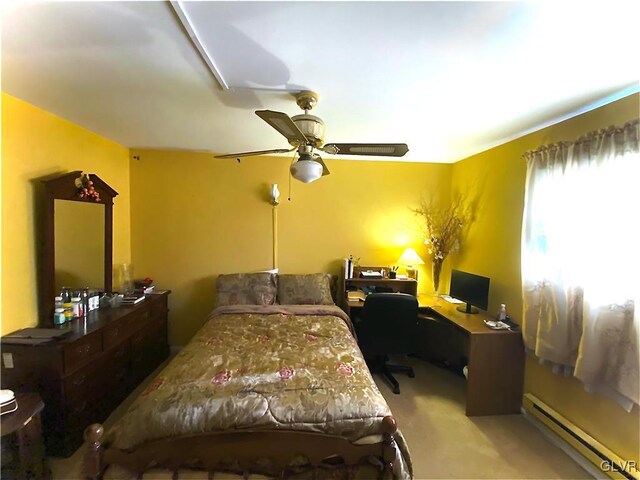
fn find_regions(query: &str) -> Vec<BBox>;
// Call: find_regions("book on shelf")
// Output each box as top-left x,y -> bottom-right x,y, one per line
347,289 -> 367,302
343,257 -> 354,279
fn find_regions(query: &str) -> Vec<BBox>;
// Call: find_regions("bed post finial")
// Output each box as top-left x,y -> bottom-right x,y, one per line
381,415 -> 397,435
84,423 -> 105,480
381,416 -> 398,479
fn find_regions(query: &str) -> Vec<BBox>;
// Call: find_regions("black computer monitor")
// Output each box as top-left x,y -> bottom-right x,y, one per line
449,269 -> 490,314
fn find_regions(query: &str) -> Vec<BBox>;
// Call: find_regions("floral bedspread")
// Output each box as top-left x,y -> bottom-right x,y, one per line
108,304 -> 412,478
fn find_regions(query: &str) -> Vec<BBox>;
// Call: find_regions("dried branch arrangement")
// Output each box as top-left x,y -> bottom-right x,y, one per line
412,193 -> 473,292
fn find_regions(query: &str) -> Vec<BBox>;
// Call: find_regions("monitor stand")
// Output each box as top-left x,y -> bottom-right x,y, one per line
457,303 -> 479,314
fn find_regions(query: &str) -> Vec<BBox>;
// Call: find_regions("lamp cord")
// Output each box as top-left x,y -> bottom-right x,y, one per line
272,205 -> 278,270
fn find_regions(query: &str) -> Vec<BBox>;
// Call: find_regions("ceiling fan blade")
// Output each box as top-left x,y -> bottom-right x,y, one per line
322,143 -> 409,157
256,110 -> 308,145
316,156 -> 330,176
215,147 -> 295,159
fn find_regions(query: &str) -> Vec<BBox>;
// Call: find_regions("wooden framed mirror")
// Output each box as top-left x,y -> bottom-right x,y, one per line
38,171 -> 118,327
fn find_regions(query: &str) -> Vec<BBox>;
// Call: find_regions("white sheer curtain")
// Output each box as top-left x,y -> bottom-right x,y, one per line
522,119 -> 639,411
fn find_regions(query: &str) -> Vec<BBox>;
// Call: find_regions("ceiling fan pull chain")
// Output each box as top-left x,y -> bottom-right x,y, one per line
288,150 -> 296,201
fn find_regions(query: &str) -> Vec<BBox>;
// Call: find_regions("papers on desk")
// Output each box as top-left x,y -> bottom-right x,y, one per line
484,320 -> 512,330
359,270 -> 383,279
439,294 -> 464,304
347,290 -> 367,302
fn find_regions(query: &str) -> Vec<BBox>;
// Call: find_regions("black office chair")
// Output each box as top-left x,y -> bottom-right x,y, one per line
356,293 -> 419,394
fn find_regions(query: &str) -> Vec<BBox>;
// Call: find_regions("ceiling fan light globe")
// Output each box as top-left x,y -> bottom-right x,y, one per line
290,159 -> 323,184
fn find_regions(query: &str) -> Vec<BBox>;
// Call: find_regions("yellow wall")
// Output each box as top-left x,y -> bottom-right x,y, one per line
3,90 -> 637,462
1,93 -> 131,334
129,149 -> 451,345
451,93 -> 640,463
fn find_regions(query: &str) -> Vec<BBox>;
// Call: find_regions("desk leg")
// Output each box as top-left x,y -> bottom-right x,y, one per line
16,413 -> 48,479
466,334 -> 525,416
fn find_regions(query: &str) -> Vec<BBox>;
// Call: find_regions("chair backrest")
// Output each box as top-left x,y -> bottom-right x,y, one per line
358,292 -> 419,356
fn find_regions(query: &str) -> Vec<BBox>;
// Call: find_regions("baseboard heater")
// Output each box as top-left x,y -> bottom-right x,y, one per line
523,394 -> 638,480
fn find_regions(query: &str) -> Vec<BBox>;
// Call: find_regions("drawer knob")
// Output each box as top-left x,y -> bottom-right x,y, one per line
77,344 -> 91,355
73,373 -> 87,386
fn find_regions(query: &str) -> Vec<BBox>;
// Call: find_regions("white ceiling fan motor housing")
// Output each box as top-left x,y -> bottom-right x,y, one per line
291,114 -> 325,148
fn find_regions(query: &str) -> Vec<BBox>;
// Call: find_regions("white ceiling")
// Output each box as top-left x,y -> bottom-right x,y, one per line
2,1 -> 639,163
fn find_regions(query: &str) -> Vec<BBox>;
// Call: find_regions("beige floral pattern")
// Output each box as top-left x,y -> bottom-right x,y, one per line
216,272 -> 277,307
108,305 -> 412,478
277,273 -> 334,305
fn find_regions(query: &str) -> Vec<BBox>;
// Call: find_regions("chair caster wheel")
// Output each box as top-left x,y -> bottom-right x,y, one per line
393,387 -> 400,394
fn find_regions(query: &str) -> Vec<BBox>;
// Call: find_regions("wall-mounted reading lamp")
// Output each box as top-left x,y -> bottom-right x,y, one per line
271,183 -> 280,206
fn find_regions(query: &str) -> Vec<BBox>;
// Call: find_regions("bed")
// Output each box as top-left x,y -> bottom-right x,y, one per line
84,273 -> 413,479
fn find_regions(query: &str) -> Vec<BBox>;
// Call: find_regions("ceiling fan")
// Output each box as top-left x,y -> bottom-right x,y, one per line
215,91 -> 409,183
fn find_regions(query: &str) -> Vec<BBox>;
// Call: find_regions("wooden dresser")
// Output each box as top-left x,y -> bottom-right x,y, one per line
1,291 -> 170,457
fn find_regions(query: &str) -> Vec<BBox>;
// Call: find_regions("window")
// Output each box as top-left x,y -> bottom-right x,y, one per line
521,119 -> 639,411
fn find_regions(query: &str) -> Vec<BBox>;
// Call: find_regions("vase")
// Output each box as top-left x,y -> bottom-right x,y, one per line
119,263 -> 134,295
432,258 -> 443,294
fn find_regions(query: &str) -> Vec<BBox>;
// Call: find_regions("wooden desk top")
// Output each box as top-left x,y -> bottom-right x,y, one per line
348,294 -> 520,336
418,295 -> 520,335
1,392 -> 44,436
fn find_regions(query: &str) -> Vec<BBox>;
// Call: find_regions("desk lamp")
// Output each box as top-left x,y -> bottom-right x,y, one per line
397,248 -> 425,280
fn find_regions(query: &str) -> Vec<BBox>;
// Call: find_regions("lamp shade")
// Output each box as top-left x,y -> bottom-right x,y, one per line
290,158 -> 323,184
270,184 -> 280,205
397,248 -> 425,266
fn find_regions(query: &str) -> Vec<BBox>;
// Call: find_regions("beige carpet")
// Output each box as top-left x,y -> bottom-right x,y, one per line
49,356 -> 590,479
376,357 -> 591,479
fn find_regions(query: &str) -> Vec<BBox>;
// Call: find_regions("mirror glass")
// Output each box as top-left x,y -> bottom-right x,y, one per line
54,200 -> 105,293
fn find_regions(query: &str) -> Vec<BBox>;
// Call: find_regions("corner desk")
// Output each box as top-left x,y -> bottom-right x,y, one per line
346,292 -> 525,416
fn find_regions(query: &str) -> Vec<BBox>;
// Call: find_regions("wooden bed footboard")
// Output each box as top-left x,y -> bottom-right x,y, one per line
84,416 -> 399,479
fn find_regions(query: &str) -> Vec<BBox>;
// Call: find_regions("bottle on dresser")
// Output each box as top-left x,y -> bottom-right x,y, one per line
53,296 -> 65,325
80,288 -> 90,317
57,287 -> 73,323
497,304 -> 507,322
60,286 -> 72,303
71,296 -> 82,318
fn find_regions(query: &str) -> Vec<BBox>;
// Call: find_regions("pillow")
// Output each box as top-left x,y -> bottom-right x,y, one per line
277,273 -> 334,305
216,272 -> 277,307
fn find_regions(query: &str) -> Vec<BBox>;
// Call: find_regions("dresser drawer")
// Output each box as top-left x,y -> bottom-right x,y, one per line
63,334 -> 102,374
103,318 -> 133,350
63,398 -> 103,446
63,361 -> 106,404
128,306 -> 152,333
104,342 -> 130,369
150,294 -> 168,320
